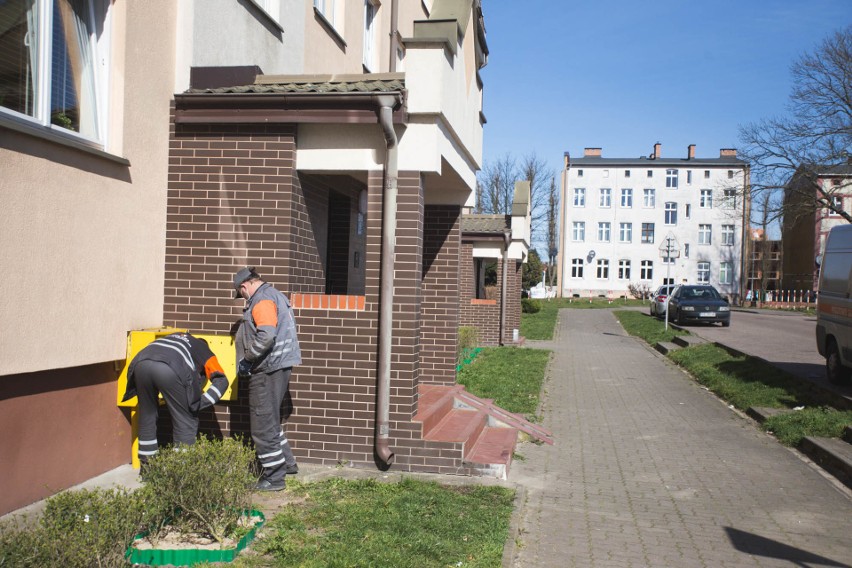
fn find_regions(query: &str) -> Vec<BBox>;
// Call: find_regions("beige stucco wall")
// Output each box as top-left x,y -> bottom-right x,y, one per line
0,2 -> 176,376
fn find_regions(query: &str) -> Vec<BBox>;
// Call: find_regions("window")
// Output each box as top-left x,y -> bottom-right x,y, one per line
663,277 -> 675,285
723,189 -> 738,208
697,262 -> 710,284
699,224 -> 712,245
599,188 -> 612,207
830,196 -> 843,215
664,202 -> 677,225
598,222 -> 611,242
684,243 -> 690,258
685,203 -> 691,219
641,223 -> 655,244
572,221 -> 585,242
647,170 -> 653,178
473,258 -> 497,299
700,189 -> 713,208
640,260 -> 653,280
704,170 -> 710,179
0,0 -> 111,144
619,222 -> 632,243
662,254 -> 675,265
618,260 -> 631,280
577,169 -> 584,177
643,188 -> 655,208
362,0 -> 378,70
728,170 -> 734,179
722,224 -> 735,246
720,261 -> 732,285
624,170 -> 631,178
571,258 -> 584,278
687,171 -> 693,184
596,259 -> 610,279
314,0 -> 343,31
603,169 -> 610,178
666,169 -> 678,188
620,188 -> 633,208
573,188 -> 586,207
251,0 -> 282,26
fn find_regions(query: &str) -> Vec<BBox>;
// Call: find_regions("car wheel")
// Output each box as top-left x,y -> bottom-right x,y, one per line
826,340 -> 851,384
721,320 -> 730,328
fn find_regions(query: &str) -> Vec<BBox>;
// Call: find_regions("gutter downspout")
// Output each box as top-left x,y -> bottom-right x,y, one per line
375,94 -> 400,467
499,230 -> 510,346
389,0 -> 399,72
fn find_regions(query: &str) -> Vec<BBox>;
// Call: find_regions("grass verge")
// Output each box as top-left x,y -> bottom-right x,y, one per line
457,347 -> 550,419
249,477 -> 515,568
521,298 -> 647,340
614,310 -> 852,446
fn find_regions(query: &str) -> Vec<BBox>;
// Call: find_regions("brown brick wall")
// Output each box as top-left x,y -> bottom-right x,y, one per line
165,115 -> 468,472
458,244 -> 523,346
420,206 -> 461,385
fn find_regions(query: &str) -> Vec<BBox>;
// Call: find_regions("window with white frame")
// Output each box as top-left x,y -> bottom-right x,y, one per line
698,224 -> 712,245
618,259 -> 631,280
250,0 -> 282,26
572,221 -> 585,242
829,195 -> 843,215
314,0 -> 343,33
721,224 -> 735,246
666,169 -> 678,188
664,202 -> 677,225
641,222 -> 655,244
620,188 -> 633,208
0,0 -> 111,144
647,170 -> 653,178
728,170 -> 734,179
684,243 -> 690,258
719,261 -> 732,284
573,188 -> 586,207
619,222 -> 632,243
640,260 -> 653,280
687,170 -> 692,185
704,170 -> 710,179
697,262 -> 710,284
643,188 -> 655,208
700,189 -> 713,208
624,169 -> 631,178
723,189 -> 738,208
598,222 -> 611,242
661,255 -> 675,265
603,169 -> 609,178
577,169 -> 583,177
685,203 -> 691,219
596,259 -> 609,279
571,258 -> 584,278
362,0 -> 377,71
599,188 -> 612,207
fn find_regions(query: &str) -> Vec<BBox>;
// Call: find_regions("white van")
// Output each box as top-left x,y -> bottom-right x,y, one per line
816,224 -> 852,384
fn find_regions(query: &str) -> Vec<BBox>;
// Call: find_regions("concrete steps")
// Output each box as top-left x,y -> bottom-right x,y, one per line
414,384 -> 554,480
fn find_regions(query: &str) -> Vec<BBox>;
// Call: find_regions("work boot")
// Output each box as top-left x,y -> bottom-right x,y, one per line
285,462 -> 299,475
254,478 -> 286,492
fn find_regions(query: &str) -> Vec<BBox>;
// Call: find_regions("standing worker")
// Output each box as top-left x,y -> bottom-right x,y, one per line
122,332 -> 230,466
233,266 -> 301,491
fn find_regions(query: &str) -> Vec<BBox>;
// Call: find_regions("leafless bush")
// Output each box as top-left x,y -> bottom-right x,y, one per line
627,282 -> 652,300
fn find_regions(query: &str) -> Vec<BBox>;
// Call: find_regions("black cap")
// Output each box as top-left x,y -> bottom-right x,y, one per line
233,267 -> 259,298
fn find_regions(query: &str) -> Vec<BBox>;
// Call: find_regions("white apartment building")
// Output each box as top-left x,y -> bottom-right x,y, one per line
557,143 -> 750,302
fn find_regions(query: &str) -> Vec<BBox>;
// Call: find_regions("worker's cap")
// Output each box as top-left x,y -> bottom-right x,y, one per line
233,266 -> 260,298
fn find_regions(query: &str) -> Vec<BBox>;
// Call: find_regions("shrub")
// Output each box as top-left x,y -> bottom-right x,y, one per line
627,282 -> 652,300
457,326 -> 480,365
521,298 -> 541,313
141,436 -> 257,543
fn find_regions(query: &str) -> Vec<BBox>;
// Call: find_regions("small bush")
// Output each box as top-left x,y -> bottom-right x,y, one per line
627,282 -> 652,300
521,298 -> 541,313
457,326 -> 480,366
141,436 -> 257,543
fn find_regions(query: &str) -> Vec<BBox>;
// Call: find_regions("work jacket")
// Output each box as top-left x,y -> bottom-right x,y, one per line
123,333 -> 230,413
237,282 -> 302,373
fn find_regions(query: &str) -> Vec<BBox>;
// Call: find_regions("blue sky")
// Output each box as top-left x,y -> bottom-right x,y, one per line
479,0 -> 851,177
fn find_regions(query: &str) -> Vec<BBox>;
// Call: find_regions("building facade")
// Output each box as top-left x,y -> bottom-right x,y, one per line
557,143 -> 749,302
781,163 -> 852,291
746,229 -> 782,294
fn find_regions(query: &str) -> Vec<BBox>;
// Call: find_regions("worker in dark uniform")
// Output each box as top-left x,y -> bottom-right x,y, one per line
233,266 -> 301,492
122,332 -> 231,466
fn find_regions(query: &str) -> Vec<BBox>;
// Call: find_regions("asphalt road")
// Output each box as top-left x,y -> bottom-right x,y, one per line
676,309 -> 852,406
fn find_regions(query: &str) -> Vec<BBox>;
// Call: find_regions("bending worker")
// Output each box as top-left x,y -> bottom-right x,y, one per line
122,332 -> 230,466
233,266 -> 301,492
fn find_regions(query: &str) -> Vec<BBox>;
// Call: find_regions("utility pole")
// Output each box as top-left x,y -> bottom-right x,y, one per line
659,234 -> 681,330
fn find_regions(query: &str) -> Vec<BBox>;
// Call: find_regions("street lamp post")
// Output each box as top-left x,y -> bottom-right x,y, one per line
659,234 -> 681,331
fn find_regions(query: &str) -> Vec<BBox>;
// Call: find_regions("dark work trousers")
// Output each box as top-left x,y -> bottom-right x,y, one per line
134,359 -> 199,464
249,367 -> 296,483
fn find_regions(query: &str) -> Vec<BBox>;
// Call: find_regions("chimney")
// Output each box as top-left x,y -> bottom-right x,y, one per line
687,144 -> 696,160
584,147 -> 602,157
564,151 -> 570,168
720,148 -> 737,158
653,142 -> 661,159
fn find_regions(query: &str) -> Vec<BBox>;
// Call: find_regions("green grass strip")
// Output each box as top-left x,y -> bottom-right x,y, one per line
457,347 -> 550,419
521,298 -> 647,340
252,478 -> 515,568
614,310 -> 688,346
763,408 -> 852,446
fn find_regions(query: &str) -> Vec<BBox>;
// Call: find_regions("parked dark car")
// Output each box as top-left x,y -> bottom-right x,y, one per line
668,285 -> 731,327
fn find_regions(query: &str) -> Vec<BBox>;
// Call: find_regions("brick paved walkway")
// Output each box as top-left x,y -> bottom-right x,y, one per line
507,309 -> 852,568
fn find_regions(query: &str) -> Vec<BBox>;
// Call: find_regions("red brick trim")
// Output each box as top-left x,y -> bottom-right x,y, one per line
291,293 -> 365,311
470,299 -> 497,306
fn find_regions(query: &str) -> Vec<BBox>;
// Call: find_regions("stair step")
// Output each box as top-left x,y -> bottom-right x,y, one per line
465,426 -> 517,465
413,385 -> 463,436
799,436 -> 852,489
424,408 -> 487,446
455,390 -> 554,445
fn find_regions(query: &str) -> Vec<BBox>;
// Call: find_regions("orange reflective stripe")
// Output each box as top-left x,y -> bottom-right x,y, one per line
252,300 -> 279,327
204,356 -> 225,379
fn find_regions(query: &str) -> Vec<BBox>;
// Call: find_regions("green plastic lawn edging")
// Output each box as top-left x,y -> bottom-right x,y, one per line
127,510 -> 265,566
456,347 -> 483,371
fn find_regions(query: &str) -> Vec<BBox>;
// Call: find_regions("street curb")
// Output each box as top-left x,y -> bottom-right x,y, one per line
501,483 -> 528,568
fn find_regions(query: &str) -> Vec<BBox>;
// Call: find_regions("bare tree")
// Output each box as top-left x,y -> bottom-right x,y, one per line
519,152 -> 553,246
738,26 -> 852,224
545,176 -> 559,286
477,154 -> 517,215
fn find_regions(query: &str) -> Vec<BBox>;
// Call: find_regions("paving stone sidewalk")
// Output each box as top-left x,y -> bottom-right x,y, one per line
506,309 -> 852,568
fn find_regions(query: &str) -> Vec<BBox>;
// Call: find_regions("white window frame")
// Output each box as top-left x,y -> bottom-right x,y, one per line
618,259 -> 631,280
829,196 -> 843,216
573,188 -> 586,207
619,222 -> 632,243
721,224 -> 735,246
620,188 -> 633,208
571,258 -> 584,278
720,261 -> 733,285
664,202 -> 677,225
0,0 -> 112,147
640,260 -> 653,280
697,262 -> 710,284
314,0 -> 344,35
643,188 -> 655,208
684,243 -> 690,258
699,224 -> 712,245
666,169 -> 678,188
572,221 -> 585,242
723,189 -> 738,208
596,259 -> 610,279
250,0 -> 282,28
599,188 -> 612,208
700,189 -> 713,208
598,222 -> 611,242
641,222 -> 655,244
687,170 -> 693,185
362,0 -> 378,71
